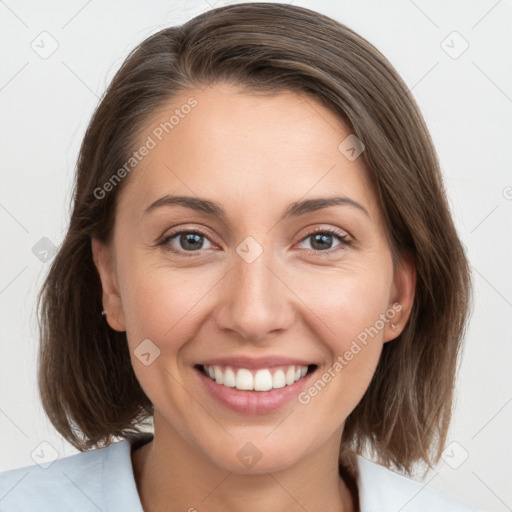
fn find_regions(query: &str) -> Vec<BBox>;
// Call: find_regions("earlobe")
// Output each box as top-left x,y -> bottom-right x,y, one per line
384,257 -> 416,343
102,309 -> 126,332
91,237 -> 126,332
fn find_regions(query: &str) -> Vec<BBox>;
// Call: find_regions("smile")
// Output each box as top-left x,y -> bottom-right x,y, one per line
198,364 -> 315,391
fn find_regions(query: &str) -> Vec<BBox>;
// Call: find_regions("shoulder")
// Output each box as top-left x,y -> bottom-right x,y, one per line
0,437 -> 144,512
356,455 -> 478,512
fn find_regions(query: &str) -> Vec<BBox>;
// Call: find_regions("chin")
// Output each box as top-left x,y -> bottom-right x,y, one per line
209,444 -> 304,475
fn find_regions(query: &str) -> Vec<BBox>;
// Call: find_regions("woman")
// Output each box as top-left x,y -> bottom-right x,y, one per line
0,3 -> 475,511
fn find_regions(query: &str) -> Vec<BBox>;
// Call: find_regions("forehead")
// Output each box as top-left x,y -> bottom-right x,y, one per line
118,83 -> 380,223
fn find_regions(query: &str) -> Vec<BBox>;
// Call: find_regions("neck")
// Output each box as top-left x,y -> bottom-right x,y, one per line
132,414 -> 357,512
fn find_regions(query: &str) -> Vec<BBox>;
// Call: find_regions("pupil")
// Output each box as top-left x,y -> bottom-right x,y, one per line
177,232 -> 334,252
311,233 -> 332,250
181,233 -> 203,250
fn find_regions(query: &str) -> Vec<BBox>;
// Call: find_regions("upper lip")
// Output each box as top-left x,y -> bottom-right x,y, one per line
197,355 -> 316,369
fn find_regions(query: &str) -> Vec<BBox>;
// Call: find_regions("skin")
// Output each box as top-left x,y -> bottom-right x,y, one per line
92,83 -> 415,512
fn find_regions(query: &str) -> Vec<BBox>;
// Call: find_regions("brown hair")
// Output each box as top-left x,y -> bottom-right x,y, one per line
37,2 -> 471,473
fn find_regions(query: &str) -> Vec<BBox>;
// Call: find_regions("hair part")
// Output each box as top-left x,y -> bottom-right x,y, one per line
37,2 -> 472,473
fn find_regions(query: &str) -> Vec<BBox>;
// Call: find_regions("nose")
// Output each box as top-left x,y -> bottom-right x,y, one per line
214,243 -> 295,343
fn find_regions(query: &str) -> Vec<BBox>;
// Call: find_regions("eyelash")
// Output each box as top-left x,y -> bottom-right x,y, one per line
158,226 -> 352,258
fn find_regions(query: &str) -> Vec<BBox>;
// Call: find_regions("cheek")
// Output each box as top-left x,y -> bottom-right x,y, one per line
119,244 -> 393,349
293,263 -> 393,346
116,255 -> 210,403
116,250 -> 230,377
121,268 -> 204,345
293,266 -> 392,410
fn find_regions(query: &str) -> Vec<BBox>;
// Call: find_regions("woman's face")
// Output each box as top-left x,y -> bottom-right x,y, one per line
93,83 -> 414,474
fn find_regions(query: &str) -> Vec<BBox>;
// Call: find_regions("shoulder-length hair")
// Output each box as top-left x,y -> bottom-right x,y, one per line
38,2 -> 471,473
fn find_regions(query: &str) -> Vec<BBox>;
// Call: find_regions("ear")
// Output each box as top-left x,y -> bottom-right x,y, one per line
383,255 -> 416,343
91,237 -> 126,332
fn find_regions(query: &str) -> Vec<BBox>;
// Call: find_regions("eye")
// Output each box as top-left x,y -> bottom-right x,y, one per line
297,227 -> 351,254
160,229 -> 215,256
158,226 -> 351,257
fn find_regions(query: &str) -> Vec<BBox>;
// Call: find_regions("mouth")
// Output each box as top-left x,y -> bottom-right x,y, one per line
194,363 -> 318,392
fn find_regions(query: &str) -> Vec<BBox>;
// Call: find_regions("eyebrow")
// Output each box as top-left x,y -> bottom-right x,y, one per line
143,194 -> 370,220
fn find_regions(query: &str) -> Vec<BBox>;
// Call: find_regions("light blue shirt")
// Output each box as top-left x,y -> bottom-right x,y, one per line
0,433 -> 476,511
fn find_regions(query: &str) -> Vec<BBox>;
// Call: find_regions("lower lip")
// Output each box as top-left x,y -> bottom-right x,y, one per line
194,366 -> 316,415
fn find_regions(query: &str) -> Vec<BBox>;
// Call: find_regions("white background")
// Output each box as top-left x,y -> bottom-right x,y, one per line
1,1 -> 511,510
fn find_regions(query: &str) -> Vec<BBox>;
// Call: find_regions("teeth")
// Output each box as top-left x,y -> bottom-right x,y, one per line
214,366 -> 224,385
272,369 -> 286,389
203,364 -> 310,391
223,367 -> 236,387
285,366 -> 295,385
236,369 -> 253,390
254,369 -> 273,391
